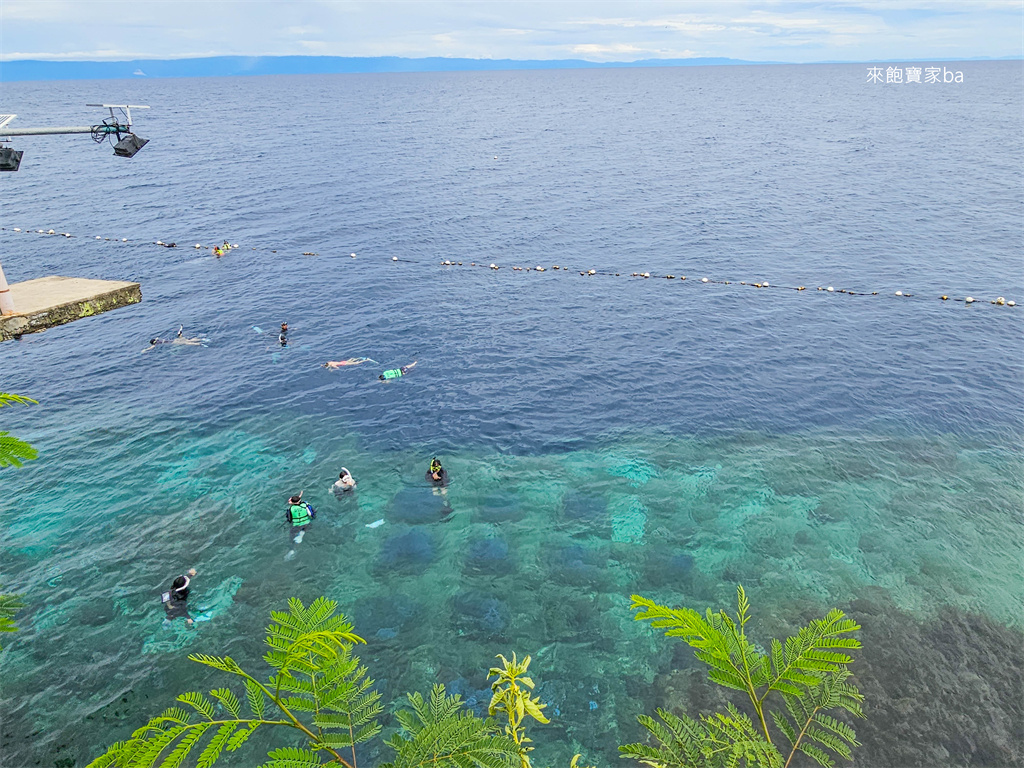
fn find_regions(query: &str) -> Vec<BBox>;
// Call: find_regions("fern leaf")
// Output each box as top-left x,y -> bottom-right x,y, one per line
86,741 -> 131,768
798,742 -> 835,768
0,392 -> 37,408
196,723 -> 237,768
176,692 -> 216,721
154,707 -> 192,726
159,722 -> 211,768
210,687 -> 241,718
382,685 -> 519,768
189,654 -> 245,676
259,746 -> 324,768
280,695 -> 317,712
0,432 -> 38,467
226,722 -> 260,752
770,711 -> 798,747
126,725 -> 184,768
246,679 -> 266,719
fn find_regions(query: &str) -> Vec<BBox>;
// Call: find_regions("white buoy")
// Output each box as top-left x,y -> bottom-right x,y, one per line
232,244 -> 238,249
762,281 -> 769,287
12,228 -> 20,232
1008,300 -> 1016,307
827,286 -> 834,292
995,296 -> 1005,305
490,263 -> 497,269
965,296 -> 975,303
37,230 -> 44,233
195,244 -> 201,248
48,229 -> 55,235
350,253 -> 357,258
588,269 -> 596,275
96,236 -> 102,240
392,256 -> 398,261
895,291 -> 903,296
701,277 -> 709,283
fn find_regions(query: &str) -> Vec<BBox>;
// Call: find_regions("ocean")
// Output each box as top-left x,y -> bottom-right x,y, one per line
1,62 -> 1021,767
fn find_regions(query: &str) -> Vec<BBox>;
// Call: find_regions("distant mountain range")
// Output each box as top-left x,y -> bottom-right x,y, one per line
2,55 -> 771,82
2,54 -> 1015,82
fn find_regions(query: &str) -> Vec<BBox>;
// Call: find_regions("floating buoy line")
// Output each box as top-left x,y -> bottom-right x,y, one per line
2,226 -> 1017,310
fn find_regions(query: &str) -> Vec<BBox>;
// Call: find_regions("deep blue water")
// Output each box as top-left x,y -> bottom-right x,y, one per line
1,63 -> 1022,768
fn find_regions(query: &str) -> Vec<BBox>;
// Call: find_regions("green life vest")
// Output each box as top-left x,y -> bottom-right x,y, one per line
382,368 -> 402,380
289,503 -> 311,526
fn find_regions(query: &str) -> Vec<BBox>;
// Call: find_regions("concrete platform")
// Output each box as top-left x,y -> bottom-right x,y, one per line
0,276 -> 141,341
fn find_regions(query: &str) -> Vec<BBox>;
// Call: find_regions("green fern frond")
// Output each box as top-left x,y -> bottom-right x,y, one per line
0,589 -> 26,649
188,654 -> 245,676
0,392 -> 37,408
209,688 -> 241,718
226,722 -> 260,752
797,742 -> 835,768
381,684 -> 519,768
195,723 -> 238,768
154,707 -> 192,725
86,741 -> 132,768
621,705 -> 781,768
159,722 -> 212,768
245,679 -> 266,719
259,746 -> 324,768
177,692 -> 216,721
0,432 -> 38,468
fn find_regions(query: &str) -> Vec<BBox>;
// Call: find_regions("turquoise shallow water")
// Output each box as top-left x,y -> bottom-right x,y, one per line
1,62 -> 1023,767
2,421 -> 1022,766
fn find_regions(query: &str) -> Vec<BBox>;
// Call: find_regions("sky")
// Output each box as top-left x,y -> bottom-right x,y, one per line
1,1 -> 1021,63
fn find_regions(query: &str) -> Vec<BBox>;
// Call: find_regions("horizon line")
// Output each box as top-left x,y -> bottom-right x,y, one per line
2,53 -> 1019,83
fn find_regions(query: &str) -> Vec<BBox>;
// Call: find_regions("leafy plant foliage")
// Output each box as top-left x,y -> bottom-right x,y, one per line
622,587 -> 864,768
382,684 -> 520,768
0,392 -> 38,468
88,597 -> 382,768
488,653 -> 549,768
0,588 -> 26,650
88,598 -> 525,768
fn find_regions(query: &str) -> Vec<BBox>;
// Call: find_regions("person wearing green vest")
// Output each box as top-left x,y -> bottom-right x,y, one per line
285,491 -> 317,545
379,360 -> 417,381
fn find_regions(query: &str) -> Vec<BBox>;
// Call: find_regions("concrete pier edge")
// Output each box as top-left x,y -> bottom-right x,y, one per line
0,276 -> 142,341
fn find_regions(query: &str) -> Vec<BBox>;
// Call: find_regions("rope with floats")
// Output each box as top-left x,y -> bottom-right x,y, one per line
2,226 -> 1017,309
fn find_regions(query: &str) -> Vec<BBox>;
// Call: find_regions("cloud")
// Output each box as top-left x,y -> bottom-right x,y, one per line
0,1 -> 1019,63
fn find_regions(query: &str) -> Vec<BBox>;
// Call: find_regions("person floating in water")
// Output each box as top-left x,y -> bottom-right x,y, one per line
213,246 -> 224,257
162,567 -> 197,627
426,457 -> 449,487
379,361 -> 416,381
323,357 -> 377,369
279,322 -> 289,347
286,491 -> 316,545
332,468 -> 356,497
144,326 -> 206,352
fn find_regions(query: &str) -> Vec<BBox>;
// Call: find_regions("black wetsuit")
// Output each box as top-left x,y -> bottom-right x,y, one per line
163,575 -> 192,621
426,468 -> 449,488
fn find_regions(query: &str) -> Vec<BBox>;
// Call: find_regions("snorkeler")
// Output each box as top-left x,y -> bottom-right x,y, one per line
162,568 -> 197,627
332,468 -> 356,496
323,357 -> 377,369
286,491 -> 317,544
426,457 -> 449,487
279,322 -> 288,347
143,326 -> 206,352
379,361 -> 417,381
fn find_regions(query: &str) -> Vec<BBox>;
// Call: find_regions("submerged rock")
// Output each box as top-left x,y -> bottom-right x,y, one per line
476,493 -> 523,523
465,536 -> 512,574
451,590 -> 510,639
378,529 -> 435,572
388,487 -> 450,524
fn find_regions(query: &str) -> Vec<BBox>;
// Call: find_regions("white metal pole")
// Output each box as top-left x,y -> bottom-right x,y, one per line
0,259 -> 14,315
